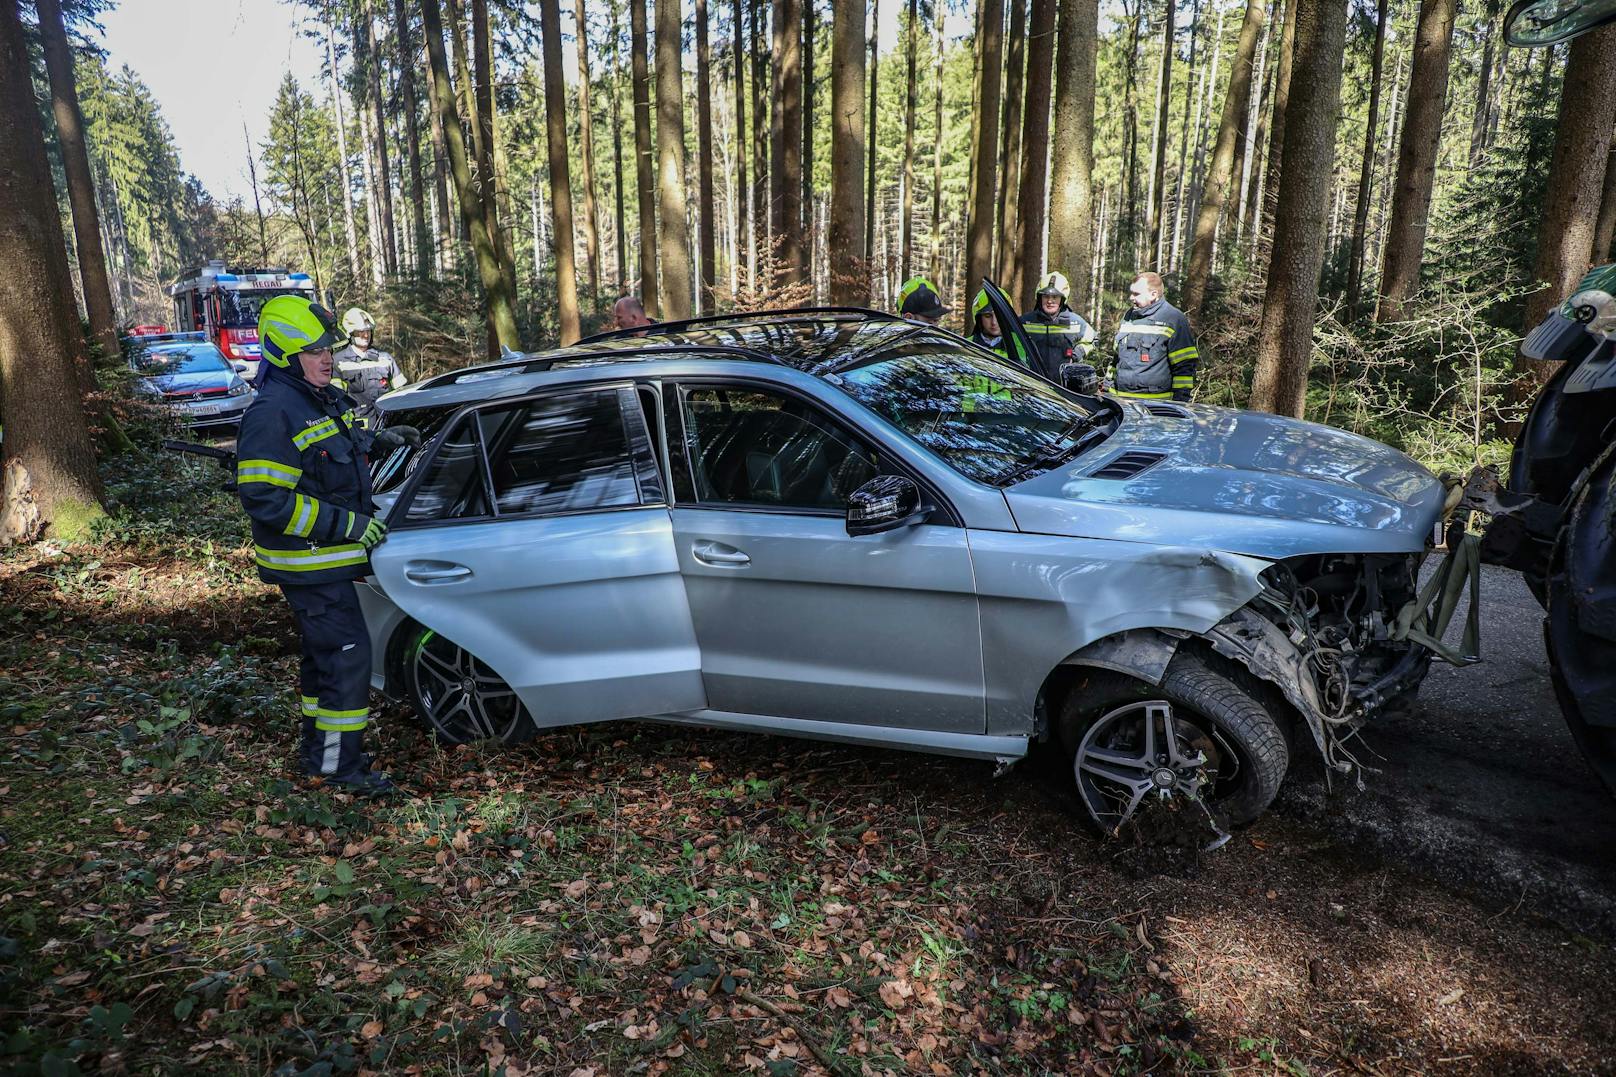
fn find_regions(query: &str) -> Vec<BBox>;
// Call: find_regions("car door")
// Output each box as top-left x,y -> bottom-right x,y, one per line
664,379 -> 985,733
370,383 -> 707,727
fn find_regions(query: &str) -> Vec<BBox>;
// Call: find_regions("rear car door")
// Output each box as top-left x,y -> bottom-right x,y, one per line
369,383 -> 706,726
664,379 -> 985,732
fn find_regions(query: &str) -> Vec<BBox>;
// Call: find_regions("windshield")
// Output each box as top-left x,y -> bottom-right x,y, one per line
133,344 -> 233,375
828,339 -> 1109,485
217,287 -> 310,328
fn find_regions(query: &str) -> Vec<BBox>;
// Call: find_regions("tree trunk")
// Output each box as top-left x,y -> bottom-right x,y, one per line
610,2 -> 630,290
931,4 -> 945,281
1169,0 -> 1203,274
901,0 -> 919,281
631,0 -> 659,312
752,0 -> 768,273
1254,0 -> 1296,255
1183,0 -> 1263,314
1120,3 -> 1144,271
864,0 -> 880,267
1232,1 -> 1271,246
394,0 -> 431,276
734,0 -> 751,291
1595,124 -> 1616,264
965,0 -> 1004,303
830,0 -> 867,303
1017,0 -> 1057,307
770,0 -> 805,285
697,0 -> 718,309
472,0 -> 517,310
0,0 -> 106,541
577,0 -> 604,309
997,0 -> 1027,291
426,33 -> 455,271
1345,0 -> 1387,317
1520,27 -> 1616,384
1374,0 -> 1457,322
540,0 -> 582,343
656,0 -> 694,317
423,0 -> 520,350
1145,0 -> 1174,267
802,0 -> 816,287
1247,0 -> 1347,417
1050,0 -> 1099,313
36,0 -> 118,371
358,0 -> 398,278
325,16 -> 365,286
1468,0 -> 1499,167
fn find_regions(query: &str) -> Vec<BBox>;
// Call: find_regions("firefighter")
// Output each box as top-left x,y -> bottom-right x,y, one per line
1019,272 -> 1097,383
1112,271 -> 1198,402
333,308 -> 407,417
969,290 -> 1008,359
897,277 -> 948,326
237,295 -> 394,795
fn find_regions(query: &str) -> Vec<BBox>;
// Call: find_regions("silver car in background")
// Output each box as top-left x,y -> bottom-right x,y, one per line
127,331 -> 255,433
355,297 -> 1448,834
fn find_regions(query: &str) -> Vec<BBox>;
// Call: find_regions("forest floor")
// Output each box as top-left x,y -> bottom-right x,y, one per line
2,453 -> 1614,1076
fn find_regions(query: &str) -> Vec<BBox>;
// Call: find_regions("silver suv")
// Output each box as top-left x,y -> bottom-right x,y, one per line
357,297 -> 1447,834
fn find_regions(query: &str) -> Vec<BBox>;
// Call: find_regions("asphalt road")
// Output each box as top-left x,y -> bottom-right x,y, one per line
1275,563 -> 1616,936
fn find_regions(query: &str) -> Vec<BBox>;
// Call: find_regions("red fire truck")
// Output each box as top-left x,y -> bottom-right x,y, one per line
168,261 -> 319,374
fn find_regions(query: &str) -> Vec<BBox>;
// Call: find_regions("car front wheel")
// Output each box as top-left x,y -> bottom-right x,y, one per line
403,627 -> 536,746
1059,652 -> 1290,836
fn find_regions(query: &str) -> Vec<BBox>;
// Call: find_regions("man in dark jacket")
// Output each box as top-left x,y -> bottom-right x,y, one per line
1112,271 -> 1198,401
237,295 -> 393,794
1019,272 -> 1096,382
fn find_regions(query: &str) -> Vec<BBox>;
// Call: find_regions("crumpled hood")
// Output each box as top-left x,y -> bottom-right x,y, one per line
1004,402 -> 1446,559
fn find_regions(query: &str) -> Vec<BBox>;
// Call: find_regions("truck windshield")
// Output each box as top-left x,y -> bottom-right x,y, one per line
217,288 -> 310,328
827,339 -> 1111,486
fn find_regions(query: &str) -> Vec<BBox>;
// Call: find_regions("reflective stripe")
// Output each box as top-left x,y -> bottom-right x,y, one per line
320,729 -> 341,774
254,543 -> 369,571
1024,323 -> 1091,336
1113,389 -> 1175,399
238,458 -> 303,489
1119,324 -> 1175,337
344,510 -> 356,539
1169,346 -> 1199,360
284,493 -> 319,537
312,703 -> 368,732
293,419 -> 341,451
1172,376 -> 1195,386
301,695 -> 318,715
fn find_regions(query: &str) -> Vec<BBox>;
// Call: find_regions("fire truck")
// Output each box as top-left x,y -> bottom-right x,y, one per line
168,260 -> 319,375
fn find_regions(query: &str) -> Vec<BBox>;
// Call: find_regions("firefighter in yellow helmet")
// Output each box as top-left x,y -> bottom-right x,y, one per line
896,276 -> 948,325
236,295 -> 394,794
1019,272 -> 1097,383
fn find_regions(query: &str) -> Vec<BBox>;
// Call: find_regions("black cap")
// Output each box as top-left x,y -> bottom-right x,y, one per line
900,282 -> 948,320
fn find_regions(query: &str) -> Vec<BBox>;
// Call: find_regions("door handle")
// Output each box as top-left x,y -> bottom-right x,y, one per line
404,560 -> 473,583
692,540 -> 750,566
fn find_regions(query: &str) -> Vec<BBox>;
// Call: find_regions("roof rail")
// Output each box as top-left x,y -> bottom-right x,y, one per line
421,342 -> 785,388
577,305 -> 904,346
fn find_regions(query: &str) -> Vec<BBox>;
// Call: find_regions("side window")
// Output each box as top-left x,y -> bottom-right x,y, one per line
679,386 -> 878,511
401,387 -> 657,524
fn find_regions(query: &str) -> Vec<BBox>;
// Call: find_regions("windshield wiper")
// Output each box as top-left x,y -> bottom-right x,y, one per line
991,414 -> 1105,486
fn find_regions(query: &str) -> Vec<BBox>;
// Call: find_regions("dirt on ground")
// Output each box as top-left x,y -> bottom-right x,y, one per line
2,503 -> 1615,1074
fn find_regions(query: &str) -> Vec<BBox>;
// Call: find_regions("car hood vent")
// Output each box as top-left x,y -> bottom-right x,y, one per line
1089,450 -> 1168,480
1142,402 -> 1190,418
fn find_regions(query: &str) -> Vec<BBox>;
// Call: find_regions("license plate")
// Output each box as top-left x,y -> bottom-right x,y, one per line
189,403 -> 221,416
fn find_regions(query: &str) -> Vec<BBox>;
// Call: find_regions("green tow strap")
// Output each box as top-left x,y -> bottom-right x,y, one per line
1391,532 -> 1483,665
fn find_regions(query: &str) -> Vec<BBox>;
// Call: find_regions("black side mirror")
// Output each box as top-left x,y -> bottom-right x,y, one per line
846,475 -> 928,536
1060,361 -> 1100,395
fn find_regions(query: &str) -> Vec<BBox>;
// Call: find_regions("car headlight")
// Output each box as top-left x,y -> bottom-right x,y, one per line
227,381 -> 251,397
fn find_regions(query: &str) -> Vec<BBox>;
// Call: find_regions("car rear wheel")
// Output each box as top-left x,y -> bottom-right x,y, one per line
1058,653 -> 1289,836
403,627 -> 536,746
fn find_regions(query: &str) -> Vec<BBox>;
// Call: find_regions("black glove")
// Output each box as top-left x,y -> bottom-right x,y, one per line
371,424 -> 422,449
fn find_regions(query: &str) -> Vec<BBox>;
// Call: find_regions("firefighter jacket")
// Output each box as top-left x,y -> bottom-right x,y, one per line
971,331 -> 1009,362
1019,306 -> 1097,383
333,345 -> 407,410
236,365 -> 377,586
1113,299 -> 1198,401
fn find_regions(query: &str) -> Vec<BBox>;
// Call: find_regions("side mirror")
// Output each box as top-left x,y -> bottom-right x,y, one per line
846,475 -> 928,536
1060,361 -> 1100,395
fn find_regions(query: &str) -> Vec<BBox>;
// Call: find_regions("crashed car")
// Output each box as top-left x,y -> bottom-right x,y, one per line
355,289 -> 1453,834
127,331 -> 255,433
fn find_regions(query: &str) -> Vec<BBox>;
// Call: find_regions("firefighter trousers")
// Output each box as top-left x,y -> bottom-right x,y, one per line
281,580 -> 373,780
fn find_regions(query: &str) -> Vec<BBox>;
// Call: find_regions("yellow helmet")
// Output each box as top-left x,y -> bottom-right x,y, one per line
897,276 -> 948,319
258,295 -> 346,368
971,289 -> 991,320
1035,271 -> 1071,302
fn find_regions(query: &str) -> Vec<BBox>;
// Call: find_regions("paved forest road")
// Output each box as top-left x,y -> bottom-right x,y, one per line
1275,563 -> 1616,936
